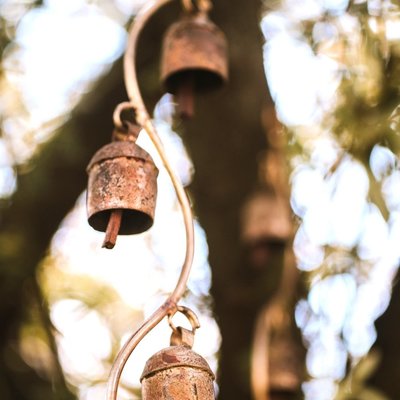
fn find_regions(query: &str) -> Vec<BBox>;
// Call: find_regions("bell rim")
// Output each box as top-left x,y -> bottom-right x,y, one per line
87,208 -> 155,235
162,67 -> 227,95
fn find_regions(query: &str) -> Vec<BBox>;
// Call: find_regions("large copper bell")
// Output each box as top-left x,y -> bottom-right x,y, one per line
141,343 -> 215,399
86,136 -> 158,248
161,11 -> 228,118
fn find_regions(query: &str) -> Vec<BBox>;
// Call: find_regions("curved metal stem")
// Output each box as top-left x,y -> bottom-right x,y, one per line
106,0 -> 196,398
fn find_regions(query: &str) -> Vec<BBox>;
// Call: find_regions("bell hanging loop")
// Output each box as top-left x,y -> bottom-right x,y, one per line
112,101 -> 138,132
181,0 -> 212,14
86,121 -> 159,249
160,7 -> 228,119
168,305 -> 201,332
141,307 -> 215,399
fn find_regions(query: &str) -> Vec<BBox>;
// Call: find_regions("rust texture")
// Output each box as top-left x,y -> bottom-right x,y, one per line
86,141 -> 158,235
141,345 -> 215,399
161,12 -> 228,95
170,327 -> 195,348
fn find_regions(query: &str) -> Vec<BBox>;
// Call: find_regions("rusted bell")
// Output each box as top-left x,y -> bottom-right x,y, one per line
241,190 -> 292,267
241,191 -> 292,245
161,12 -> 228,118
141,344 -> 215,399
86,140 -> 158,247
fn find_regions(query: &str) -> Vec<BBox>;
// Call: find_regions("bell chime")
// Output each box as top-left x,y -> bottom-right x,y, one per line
160,8 -> 228,118
241,190 -> 292,268
86,123 -> 158,249
141,325 -> 215,399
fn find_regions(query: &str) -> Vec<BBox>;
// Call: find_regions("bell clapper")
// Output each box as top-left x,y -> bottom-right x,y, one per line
176,74 -> 195,119
102,209 -> 123,249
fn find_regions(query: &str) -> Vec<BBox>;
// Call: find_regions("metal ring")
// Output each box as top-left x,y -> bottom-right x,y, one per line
168,305 -> 201,333
112,101 -> 136,130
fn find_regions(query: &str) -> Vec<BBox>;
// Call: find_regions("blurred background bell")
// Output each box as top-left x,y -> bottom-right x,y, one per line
241,189 -> 292,268
160,11 -> 228,119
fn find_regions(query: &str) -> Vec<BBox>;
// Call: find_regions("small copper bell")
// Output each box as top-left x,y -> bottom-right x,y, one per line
86,139 -> 158,248
241,190 -> 292,267
241,191 -> 292,245
161,11 -> 228,118
141,344 -> 215,399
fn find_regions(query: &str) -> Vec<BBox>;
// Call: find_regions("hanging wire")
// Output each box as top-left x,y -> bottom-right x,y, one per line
122,0 -> 195,312
106,0 -> 213,398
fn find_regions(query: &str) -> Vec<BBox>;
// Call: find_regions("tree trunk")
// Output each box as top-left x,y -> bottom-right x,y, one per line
180,1 -> 279,398
369,271 -> 400,398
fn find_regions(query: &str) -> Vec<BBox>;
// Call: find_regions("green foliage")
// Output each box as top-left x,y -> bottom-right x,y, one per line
335,352 -> 389,400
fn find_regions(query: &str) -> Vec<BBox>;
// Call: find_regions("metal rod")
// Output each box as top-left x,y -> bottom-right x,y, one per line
106,0 -> 196,398
102,210 -> 123,249
176,75 -> 195,119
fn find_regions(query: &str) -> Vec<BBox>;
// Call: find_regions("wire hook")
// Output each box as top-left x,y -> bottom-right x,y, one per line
112,102 -> 136,130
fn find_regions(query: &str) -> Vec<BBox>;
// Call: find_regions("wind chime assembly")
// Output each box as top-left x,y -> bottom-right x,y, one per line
85,0 -> 227,398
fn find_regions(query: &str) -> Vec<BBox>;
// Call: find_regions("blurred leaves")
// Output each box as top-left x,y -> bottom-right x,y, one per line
335,352 -> 389,400
40,256 -> 144,344
266,0 -> 400,398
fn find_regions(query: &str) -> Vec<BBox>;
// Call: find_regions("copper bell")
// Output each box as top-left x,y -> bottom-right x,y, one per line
86,140 -> 158,247
241,190 -> 292,267
141,344 -> 215,399
241,191 -> 292,245
161,11 -> 228,118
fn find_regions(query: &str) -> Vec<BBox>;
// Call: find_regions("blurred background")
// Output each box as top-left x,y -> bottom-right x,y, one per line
0,0 -> 400,399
